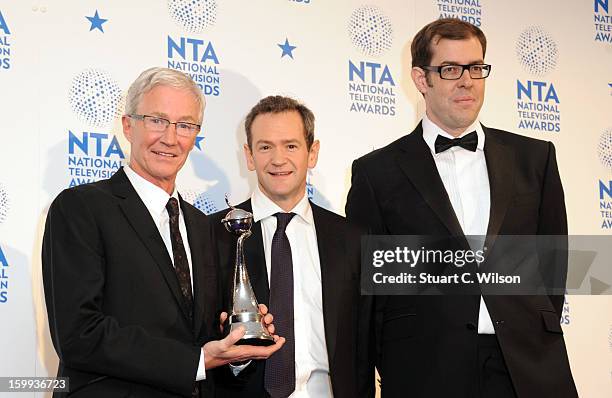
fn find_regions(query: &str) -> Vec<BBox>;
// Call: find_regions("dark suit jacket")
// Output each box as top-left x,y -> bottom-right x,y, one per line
209,199 -> 374,398
345,123 -> 577,398
42,168 -> 219,397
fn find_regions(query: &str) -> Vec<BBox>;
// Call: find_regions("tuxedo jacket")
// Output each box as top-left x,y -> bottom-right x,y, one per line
345,123 -> 577,398
209,200 -> 374,398
42,168 -> 219,397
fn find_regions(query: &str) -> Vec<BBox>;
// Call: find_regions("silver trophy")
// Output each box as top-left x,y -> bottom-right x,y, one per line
221,196 -> 275,346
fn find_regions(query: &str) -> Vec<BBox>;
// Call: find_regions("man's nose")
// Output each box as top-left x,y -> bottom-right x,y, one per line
160,123 -> 179,145
271,148 -> 287,165
457,68 -> 474,87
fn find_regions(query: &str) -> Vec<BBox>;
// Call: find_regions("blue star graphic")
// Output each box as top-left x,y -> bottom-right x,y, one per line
194,136 -> 205,150
278,38 -> 297,59
86,10 -> 108,33
608,83 -> 612,89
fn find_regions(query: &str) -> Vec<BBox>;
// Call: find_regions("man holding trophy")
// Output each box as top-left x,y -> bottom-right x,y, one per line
211,96 -> 373,398
42,67 -> 285,397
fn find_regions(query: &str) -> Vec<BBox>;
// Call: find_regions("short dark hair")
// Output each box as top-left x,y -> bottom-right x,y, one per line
411,18 -> 487,67
245,95 -> 315,150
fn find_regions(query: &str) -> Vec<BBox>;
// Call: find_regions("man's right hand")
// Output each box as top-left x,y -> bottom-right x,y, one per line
202,327 -> 285,370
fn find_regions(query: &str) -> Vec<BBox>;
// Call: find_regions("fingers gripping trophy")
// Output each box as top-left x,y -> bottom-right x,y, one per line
221,196 -> 275,346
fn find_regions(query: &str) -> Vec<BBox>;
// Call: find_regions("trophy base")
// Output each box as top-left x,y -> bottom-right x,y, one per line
237,336 -> 275,347
230,316 -> 275,347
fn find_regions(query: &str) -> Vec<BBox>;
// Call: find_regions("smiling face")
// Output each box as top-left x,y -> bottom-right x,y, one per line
412,36 -> 485,137
244,110 -> 319,211
121,85 -> 199,194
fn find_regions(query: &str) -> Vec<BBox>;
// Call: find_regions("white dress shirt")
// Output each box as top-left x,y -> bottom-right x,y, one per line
124,166 -> 207,379
421,115 -> 495,334
251,185 -> 333,397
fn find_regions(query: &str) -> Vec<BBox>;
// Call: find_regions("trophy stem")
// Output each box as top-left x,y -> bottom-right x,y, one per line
222,204 -> 274,346
231,230 -> 255,315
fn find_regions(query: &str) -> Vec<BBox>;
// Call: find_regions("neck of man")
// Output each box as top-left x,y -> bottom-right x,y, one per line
444,127 -> 469,138
128,163 -> 175,195
425,111 -> 474,138
260,184 -> 306,213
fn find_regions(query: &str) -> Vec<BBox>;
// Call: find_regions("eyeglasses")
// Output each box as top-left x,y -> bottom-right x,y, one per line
420,64 -> 491,80
128,114 -> 201,137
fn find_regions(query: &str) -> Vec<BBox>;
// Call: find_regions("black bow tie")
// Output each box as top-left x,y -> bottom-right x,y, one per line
434,131 -> 478,154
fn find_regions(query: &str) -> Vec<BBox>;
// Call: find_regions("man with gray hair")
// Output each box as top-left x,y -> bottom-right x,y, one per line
42,67 -> 284,397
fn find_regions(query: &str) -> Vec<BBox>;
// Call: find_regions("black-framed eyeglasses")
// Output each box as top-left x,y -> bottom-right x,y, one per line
420,64 -> 491,80
128,114 -> 201,137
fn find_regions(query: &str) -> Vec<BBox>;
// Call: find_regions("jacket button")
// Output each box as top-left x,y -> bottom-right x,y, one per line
495,320 -> 505,327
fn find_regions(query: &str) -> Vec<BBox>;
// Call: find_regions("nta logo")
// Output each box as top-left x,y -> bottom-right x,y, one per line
594,0 -> 612,43
598,129 -> 612,222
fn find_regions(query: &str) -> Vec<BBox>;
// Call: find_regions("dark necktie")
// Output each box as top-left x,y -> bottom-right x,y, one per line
165,198 -> 194,321
434,131 -> 478,153
265,212 -> 296,398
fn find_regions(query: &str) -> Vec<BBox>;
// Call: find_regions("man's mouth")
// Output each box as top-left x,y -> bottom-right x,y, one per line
152,150 -> 177,158
269,171 -> 292,176
454,96 -> 475,104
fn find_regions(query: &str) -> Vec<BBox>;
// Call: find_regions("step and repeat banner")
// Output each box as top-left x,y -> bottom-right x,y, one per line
0,0 -> 611,396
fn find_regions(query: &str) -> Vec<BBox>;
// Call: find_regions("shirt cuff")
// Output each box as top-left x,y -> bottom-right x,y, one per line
196,350 -> 206,381
229,361 -> 252,376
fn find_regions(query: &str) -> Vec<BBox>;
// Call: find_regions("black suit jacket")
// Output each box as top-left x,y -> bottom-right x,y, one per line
42,168 -> 219,397
209,199 -> 373,397
345,123 -> 577,398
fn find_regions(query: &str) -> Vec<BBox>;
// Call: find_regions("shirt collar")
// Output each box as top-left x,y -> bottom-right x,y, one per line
124,165 -> 179,217
421,114 -> 485,155
251,184 -> 313,225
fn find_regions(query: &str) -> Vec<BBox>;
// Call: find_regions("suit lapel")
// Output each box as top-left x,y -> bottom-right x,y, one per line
483,127 -> 516,250
311,203 -> 342,366
396,124 -> 465,238
240,200 -> 270,305
111,168 -> 193,324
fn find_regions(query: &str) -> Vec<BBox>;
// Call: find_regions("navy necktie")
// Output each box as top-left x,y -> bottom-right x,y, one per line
434,131 -> 478,153
166,198 -> 194,321
265,212 -> 296,398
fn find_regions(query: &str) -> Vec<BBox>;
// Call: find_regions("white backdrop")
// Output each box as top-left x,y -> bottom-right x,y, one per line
0,0 -> 611,397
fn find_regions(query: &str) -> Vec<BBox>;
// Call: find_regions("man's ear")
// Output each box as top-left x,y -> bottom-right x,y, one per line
244,143 -> 255,171
411,66 -> 429,95
308,140 -> 320,169
122,115 -> 133,143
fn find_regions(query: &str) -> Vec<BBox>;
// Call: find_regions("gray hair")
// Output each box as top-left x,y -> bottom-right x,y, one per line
125,67 -> 206,123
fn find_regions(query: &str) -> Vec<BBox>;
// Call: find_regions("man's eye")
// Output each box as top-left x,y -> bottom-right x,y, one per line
176,123 -> 193,130
444,66 -> 459,73
149,117 -> 164,125
471,65 -> 483,72
288,144 -> 298,150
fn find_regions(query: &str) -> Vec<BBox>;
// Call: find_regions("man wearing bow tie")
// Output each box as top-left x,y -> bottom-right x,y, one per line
345,19 -> 577,398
